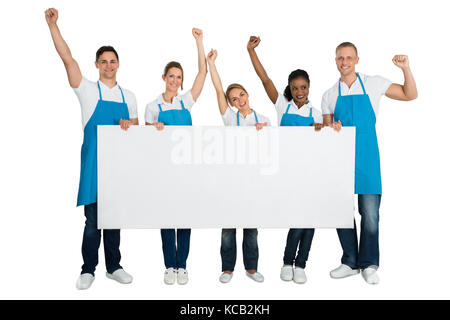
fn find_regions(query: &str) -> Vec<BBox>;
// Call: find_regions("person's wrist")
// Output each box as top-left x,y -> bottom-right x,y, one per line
401,65 -> 411,72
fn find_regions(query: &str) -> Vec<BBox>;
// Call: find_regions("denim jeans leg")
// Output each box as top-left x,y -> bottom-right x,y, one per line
243,229 -> 259,271
295,228 -> 315,269
220,229 -> 237,272
81,202 -> 101,276
176,229 -> 191,269
358,194 -> 381,269
336,219 -> 359,269
103,228 -> 122,274
161,229 -> 176,269
283,229 -> 302,266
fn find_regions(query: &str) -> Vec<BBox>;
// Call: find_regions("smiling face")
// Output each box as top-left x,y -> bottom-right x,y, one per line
95,51 -> 119,80
335,46 -> 359,77
228,88 -> 250,112
290,77 -> 310,107
162,67 -> 183,93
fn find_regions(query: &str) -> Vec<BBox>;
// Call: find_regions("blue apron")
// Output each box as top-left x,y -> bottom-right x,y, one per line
157,100 -> 192,125
237,110 -> 258,126
333,73 -> 381,195
280,104 -> 314,127
77,82 -> 130,206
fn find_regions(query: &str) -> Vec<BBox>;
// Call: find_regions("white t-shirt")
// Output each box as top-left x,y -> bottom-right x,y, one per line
145,90 -> 195,124
321,73 -> 392,117
221,107 -> 271,127
73,77 -> 138,130
275,93 -> 323,125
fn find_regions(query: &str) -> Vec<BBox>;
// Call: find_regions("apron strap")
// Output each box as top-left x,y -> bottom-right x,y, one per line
180,100 -> 186,110
237,111 -> 240,126
356,73 -> 367,95
338,79 -> 342,97
118,85 -> 126,103
158,104 -> 163,112
253,110 -> 259,123
285,104 -> 291,114
309,107 -> 313,117
97,81 -> 103,101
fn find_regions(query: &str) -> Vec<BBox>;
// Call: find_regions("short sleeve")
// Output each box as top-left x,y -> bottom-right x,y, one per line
371,75 -> 392,96
73,77 -> 91,104
126,92 -> 138,119
274,92 -> 288,115
181,90 -> 195,111
72,77 -> 99,129
221,107 -> 237,126
260,113 -> 271,126
312,108 -> 323,124
321,90 -> 334,115
145,102 -> 159,124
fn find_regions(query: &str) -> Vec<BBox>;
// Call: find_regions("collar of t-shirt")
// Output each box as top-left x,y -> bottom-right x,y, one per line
238,110 -> 258,121
157,93 -> 183,107
98,80 -> 119,92
286,101 -> 312,114
337,73 -> 366,95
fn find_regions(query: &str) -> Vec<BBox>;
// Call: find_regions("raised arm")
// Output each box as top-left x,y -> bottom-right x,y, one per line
45,8 -> 82,88
206,50 -> 228,115
247,36 -> 278,104
190,28 -> 208,101
385,55 -> 418,101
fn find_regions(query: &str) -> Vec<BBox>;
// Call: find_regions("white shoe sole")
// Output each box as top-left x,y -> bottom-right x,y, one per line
76,275 -> 95,290
219,274 -> 233,283
164,279 -> 176,285
246,273 -> 264,283
280,274 -> 293,281
293,278 -> 307,284
330,269 -> 360,279
105,272 -> 132,284
362,272 -> 379,285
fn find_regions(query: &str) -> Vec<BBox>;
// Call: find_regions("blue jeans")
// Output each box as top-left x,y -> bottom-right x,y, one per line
283,228 -> 315,268
161,229 -> 191,269
81,202 -> 122,275
337,194 -> 381,269
220,229 -> 258,272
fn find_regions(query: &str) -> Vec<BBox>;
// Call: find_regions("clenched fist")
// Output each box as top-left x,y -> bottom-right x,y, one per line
247,36 -> 261,51
45,8 -> 58,25
207,49 -> 218,64
392,55 -> 410,69
192,28 -> 203,41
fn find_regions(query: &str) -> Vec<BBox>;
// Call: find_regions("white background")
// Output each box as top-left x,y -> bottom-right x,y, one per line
0,0 -> 449,299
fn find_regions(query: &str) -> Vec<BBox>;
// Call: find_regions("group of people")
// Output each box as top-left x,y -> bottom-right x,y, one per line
45,8 -> 417,290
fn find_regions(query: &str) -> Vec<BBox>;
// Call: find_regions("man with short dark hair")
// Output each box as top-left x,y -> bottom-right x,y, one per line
322,42 -> 417,284
45,8 -> 138,289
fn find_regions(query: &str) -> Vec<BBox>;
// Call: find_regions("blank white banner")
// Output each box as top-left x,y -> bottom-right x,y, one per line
98,126 -> 355,229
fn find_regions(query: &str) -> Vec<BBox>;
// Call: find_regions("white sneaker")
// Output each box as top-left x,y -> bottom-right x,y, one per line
164,268 -> 177,285
280,265 -> 293,281
293,267 -> 307,284
177,268 -> 189,285
219,272 -> 233,283
246,271 -> 264,283
330,264 -> 360,279
76,273 -> 95,290
106,268 -> 133,284
362,267 -> 380,285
